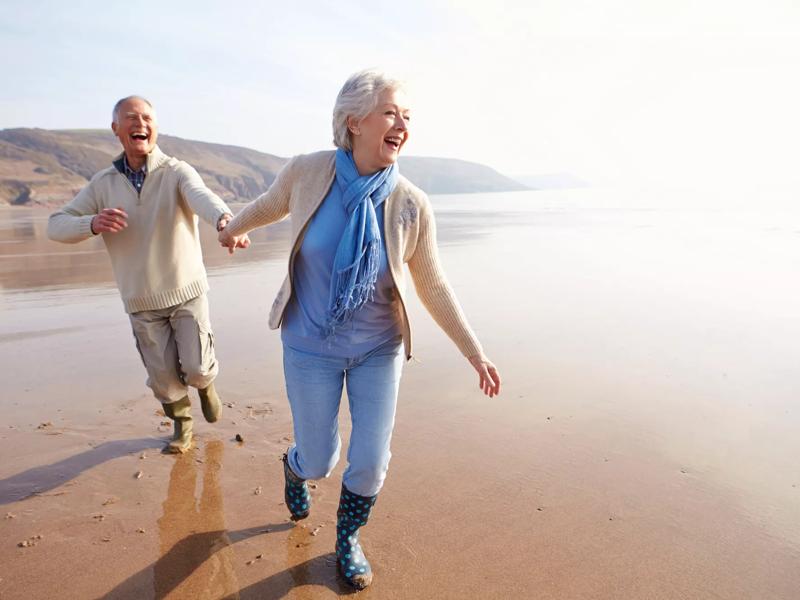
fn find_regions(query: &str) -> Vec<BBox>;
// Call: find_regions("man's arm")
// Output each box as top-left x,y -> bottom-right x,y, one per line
48,179 -> 128,243
178,161 -> 251,252
177,161 -> 232,227
47,181 -> 101,243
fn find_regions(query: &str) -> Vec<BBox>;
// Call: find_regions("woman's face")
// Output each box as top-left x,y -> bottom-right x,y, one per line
349,87 -> 410,175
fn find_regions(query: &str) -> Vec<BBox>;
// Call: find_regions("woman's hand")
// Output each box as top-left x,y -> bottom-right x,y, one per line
467,354 -> 501,398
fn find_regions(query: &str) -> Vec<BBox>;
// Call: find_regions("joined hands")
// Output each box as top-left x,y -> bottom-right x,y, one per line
217,215 -> 251,254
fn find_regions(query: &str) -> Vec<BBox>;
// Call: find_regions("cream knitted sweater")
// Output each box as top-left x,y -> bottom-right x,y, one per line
47,146 -> 231,313
225,150 -> 484,360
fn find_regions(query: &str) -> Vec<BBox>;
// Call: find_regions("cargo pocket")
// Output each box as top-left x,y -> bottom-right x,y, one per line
198,324 -> 217,376
131,327 -> 147,368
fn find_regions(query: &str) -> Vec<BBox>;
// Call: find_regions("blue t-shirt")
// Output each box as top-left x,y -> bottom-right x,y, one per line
281,182 -> 402,357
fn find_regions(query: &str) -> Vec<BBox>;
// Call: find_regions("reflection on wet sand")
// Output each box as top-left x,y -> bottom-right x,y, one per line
286,525 -> 313,591
154,440 -> 238,599
283,527 -> 341,598
230,529 -> 344,600
101,441 -> 241,600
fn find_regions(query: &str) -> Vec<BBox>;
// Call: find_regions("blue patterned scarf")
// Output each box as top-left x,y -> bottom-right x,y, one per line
325,149 -> 398,338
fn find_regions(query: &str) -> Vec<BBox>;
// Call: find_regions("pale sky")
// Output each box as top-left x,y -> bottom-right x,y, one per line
2,0 -> 799,188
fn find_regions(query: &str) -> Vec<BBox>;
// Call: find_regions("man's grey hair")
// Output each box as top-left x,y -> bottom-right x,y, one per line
332,69 -> 406,151
112,95 -> 154,124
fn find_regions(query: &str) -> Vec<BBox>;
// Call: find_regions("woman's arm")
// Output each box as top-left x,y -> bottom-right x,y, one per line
219,157 -> 297,250
407,199 -> 501,397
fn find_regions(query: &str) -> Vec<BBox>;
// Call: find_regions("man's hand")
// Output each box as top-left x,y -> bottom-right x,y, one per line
91,208 -> 128,234
216,213 -> 232,231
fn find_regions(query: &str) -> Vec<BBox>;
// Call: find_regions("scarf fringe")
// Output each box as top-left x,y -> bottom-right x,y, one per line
324,241 -> 380,340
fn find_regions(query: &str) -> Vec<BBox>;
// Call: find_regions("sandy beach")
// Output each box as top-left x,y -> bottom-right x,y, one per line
1,189 -> 799,599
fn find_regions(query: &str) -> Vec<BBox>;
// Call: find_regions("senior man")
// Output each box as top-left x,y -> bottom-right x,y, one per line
48,95 -> 249,453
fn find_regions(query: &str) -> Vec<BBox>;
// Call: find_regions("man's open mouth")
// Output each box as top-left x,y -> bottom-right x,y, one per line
131,132 -> 148,140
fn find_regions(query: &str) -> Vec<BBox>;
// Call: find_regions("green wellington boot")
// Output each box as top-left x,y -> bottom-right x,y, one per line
198,382 -> 222,423
162,396 -> 194,453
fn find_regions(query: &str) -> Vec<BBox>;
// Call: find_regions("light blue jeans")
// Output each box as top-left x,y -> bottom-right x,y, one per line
283,337 -> 405,497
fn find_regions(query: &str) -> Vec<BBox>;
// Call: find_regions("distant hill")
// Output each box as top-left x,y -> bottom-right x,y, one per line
0,128 -> 528,206
398,156 -> 528,195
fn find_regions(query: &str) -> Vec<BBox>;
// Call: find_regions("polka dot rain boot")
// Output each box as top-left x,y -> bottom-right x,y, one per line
282,453 -> 310,521
335,484 -> 378,589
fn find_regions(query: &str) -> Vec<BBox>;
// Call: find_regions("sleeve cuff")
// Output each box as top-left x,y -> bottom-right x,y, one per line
460,338 -> 484,359
82,215 -> 97,236
215,211 -> 233,231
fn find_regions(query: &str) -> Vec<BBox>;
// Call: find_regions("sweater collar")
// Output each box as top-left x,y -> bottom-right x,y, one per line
113,145 -> 169,174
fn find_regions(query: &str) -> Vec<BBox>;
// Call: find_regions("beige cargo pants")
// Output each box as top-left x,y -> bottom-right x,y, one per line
129,294 -> 218,404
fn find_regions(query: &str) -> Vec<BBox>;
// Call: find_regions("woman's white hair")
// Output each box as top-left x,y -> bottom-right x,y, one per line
332,69 -> 406,151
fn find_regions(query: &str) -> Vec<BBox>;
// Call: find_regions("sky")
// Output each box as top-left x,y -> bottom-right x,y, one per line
2,0 -> 799,188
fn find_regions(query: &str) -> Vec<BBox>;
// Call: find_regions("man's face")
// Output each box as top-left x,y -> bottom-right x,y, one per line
111,98 -> 158,161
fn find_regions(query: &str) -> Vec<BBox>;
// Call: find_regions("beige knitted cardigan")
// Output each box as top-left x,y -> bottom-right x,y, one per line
225,150 -> 484,361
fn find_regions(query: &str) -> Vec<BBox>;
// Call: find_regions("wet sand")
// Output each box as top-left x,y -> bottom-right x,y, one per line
1,192 -> 799,599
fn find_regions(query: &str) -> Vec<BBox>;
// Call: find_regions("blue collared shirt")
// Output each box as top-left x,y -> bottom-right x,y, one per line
123,156 -> 147,194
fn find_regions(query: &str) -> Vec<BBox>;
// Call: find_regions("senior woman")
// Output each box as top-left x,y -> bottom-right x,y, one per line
220,69 -> 501,589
